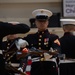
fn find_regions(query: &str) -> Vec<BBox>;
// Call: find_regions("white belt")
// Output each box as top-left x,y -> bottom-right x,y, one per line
59,59 -> 75,64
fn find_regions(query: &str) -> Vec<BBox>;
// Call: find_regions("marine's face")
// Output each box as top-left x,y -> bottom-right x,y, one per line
35,20 -> 48,31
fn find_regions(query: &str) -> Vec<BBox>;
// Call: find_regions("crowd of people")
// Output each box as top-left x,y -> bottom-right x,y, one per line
0,9 -> 75,75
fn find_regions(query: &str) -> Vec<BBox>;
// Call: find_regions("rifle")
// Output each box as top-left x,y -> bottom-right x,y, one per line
6,63 -> 27,75
17,47 -> 59,60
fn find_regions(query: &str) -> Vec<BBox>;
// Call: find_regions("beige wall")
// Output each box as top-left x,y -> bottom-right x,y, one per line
0,0 -> 61,3
0,0 -> 63,40
0,2 -> 61,26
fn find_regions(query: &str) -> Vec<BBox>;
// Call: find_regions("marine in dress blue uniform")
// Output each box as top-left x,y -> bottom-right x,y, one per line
60,19 -> 75,59
59,19 -> 75,75
23,9 -> 60,75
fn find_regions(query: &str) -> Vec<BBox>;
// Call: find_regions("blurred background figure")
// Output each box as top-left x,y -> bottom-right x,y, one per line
2,22 -> 20,62
0,21 -> 30,75
60,19 -> 75,59
24,9 -> 61,52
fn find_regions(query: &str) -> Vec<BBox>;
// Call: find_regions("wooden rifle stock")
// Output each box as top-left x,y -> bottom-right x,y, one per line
6,64 -> 27,75
17,49 -> 59,60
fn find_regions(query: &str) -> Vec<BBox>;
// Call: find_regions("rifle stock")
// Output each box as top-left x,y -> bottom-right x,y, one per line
17,49 -> 58,60
6,64 -> 27,75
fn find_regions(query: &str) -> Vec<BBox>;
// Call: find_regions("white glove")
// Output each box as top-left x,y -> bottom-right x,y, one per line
15,39 -> 29,50
44,53 -> 52,60
18,67 -> 23,72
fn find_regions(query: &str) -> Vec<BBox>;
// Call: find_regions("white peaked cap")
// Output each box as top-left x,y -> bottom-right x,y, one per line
60,19 -> 75,26
32,9 -> 53,17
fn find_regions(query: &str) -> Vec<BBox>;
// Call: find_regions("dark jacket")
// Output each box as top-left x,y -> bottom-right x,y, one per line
60,32 -> 75,59
24,29 -> 60,51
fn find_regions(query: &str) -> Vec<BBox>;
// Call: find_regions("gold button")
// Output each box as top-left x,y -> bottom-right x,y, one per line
8,43 -> 10,45
7,54 -> 9,56
44,43 -> 46,45
7,47 -> 9,49
42,32 -> 44,34
39,35 -> 42,38
38,43 -> 41,45
39,39 -> 41,41
40,58 -> 44,61
46,42 -> 48,44
31,44 -> 33,46
46,45 -> 48,47
39,47 -> 41,49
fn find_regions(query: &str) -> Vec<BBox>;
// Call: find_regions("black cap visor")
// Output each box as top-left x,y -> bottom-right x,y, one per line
36,15 -> 48,21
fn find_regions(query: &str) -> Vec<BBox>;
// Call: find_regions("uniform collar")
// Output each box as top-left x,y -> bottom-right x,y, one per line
64,32 -> 75,36
38,29 -> 48,34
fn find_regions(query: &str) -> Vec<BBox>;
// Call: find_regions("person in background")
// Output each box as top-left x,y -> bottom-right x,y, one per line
24,9 -> 61,53
0,21 -> 30,75
60,19 -> 75,59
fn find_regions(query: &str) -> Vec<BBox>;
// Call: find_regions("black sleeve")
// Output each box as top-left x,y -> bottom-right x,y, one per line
0,22 -> 30,37
51,34 -> 61,53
